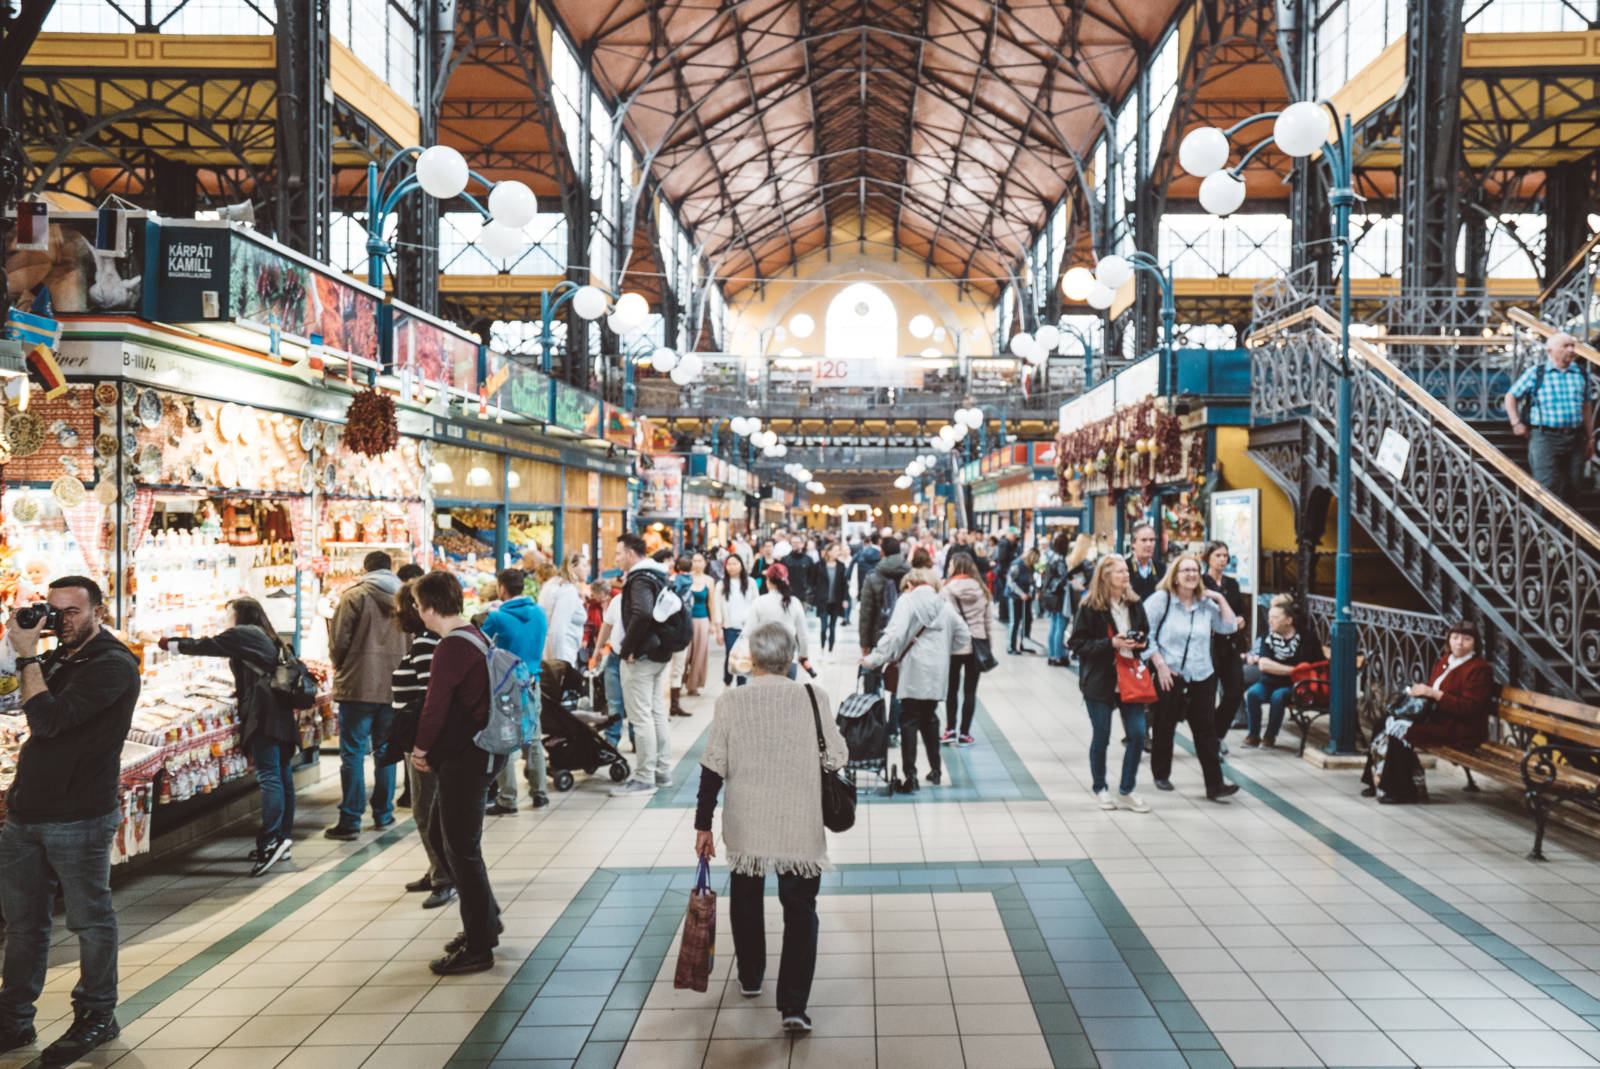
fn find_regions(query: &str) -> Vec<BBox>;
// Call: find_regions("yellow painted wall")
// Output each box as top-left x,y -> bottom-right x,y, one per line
717,244 -> 997,360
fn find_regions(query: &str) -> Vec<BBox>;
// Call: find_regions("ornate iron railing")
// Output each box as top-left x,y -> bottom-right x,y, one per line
1539,234 -> 1600,342
1251,267 -> 1536,334
1303,594 -> 1448,715
1252,307 -> 1600,702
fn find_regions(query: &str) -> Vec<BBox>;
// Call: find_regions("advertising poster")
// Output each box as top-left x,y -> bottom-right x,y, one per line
639,455 -> 683,514
230,234 -> 379,361
1209,488 -> 1260,639
6,211 -> 146,315
502,363 -> 551,422
394,309 -> 479,391
553,380 -> 601,435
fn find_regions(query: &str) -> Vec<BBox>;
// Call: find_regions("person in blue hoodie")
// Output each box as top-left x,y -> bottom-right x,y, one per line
851,537 -> 883,602
482,569 -> 549,812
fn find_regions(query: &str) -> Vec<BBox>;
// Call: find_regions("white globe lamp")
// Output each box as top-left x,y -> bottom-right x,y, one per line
476,221 -> 524,261
678,353 -> 703,378
415,146 -> 469,199
1062,266 -> 1096,301
771,443 -> 788,458
651,347 -> 678,372
789,313 -> 815,339
938,425 -> 956,442
1034,325 -> 1060,350
1198,170 -> 1247,216
669,363 -> 693,385
571,285 -> 609,321
1008,332 -> 1034,357
1095,255 -> 1133,289
1274,101 -> 1331,158
610,292 -> 649,333
932,438 -> 953,453
961,408 -> 984,429
951,422 -> 968,441
909,314 -> 934,339
1178,126 -> 1230,178
1087,284 -> 1116,310
487,179 -> 537,228
764,444 -> 781,457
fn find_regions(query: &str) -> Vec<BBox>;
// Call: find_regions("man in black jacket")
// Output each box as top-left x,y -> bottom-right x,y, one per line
0,576 -> 140,1065
994,529 -> 1019,622
612,533 -> 672,797
1126,522 -> 1162,601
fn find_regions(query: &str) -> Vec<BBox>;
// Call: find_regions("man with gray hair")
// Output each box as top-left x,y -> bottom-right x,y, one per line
1506,330 -> 1594,504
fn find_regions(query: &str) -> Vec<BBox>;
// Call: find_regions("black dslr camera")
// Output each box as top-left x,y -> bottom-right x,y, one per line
1123,630 -> 1148,645
13,603 -> 61,632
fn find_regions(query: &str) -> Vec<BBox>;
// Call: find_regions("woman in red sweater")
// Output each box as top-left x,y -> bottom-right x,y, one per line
1362,620 -> 1494,804
410,571 -> 502,975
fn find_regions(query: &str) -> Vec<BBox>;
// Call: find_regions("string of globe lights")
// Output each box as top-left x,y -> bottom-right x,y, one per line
726,417 -> 827,495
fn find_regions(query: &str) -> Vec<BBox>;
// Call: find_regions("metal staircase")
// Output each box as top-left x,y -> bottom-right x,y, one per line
1247,306 -> 1600,703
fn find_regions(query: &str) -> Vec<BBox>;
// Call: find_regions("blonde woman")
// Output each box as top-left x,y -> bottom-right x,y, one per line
1140,554 -> 1240,800
1067,556 -> 1152,811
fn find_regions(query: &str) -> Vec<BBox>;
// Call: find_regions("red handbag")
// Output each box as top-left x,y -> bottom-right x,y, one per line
1108,625 -> 1158,704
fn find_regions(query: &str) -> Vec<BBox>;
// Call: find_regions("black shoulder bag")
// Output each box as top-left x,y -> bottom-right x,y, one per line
805,684 -> 857,833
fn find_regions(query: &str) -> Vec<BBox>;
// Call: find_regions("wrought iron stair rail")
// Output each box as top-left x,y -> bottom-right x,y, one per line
1506,306 -> 1600,368
1252,305 -> 1600,701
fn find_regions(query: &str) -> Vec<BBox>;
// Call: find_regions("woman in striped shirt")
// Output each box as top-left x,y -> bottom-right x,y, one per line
390,582 -> 451,908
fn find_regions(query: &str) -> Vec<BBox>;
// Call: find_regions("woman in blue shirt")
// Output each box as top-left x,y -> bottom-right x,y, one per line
1142,554 -> 1241,800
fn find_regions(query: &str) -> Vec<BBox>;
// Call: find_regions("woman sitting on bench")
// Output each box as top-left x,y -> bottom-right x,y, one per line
1361,620 -> 1493,804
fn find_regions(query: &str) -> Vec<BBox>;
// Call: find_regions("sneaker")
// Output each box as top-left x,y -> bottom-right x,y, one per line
0,1021 -> 35,1055
41,1010 -> 117,1066
740,981 -> 763,997
940,730 -> 957,745
1094,789 -> 1116,810
323,825 -> 358,841
445,919 -> 505,954
532,794 -> 550,808
429,947 -> 494,976
1119,793 -> 1151,813
958,734 -> 975,746
373,817 -> 396,831
247,843 -> 292,863
1207,783 -> 1241,801
1241,736 -> 1261,749
655,773 -> 672,787
423,886 -> 458,910
1153,779 -> 1173,791
610,780 -> 657,798
405,875 -> 433,893
485,803 -> 518,816
780,1011 -> 812,1034
250,837 -> 292,878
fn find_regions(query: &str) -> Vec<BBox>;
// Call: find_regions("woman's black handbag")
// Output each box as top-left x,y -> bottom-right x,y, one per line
270,649 -> 320,710
970,637 -> 999,673
1386,693 -> 1436,722
805,684 -> 856,833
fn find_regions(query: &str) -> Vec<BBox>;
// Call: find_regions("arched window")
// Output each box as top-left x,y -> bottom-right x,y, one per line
825,282 -> 897,361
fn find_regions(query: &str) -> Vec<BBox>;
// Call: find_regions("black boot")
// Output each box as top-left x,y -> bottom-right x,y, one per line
42,1010 -> 118,1066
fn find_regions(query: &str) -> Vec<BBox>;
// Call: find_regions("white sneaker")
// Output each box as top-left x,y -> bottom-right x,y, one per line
1094,789 -> 1116,810
1119,792 -> 1151,813
610,780 -> 657,798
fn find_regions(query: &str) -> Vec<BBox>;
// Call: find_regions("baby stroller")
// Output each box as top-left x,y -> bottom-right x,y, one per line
542,698 -> 630,792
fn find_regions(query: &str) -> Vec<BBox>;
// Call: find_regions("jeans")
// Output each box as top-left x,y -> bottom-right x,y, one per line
1149,675 -> 1224,792
721,628 -> 744,687
730,872 -> 821,1014
0,811 -> 120,1026
251,736 -> 296,848
1245,680 -> 1294,739
604,654 -> 627,744
1529,425 -> 1587,503
620,658 -> 671,783
1047,611 -> 1068,661
429,750 -> 505,954
819,612 -> 839,652
1085,698 -> 1148,795
945,653 -> 980,735
336,701 -> 395,830
899,698 -> 942,779
411,765 -> 451,890
1008,596 -> 1033,652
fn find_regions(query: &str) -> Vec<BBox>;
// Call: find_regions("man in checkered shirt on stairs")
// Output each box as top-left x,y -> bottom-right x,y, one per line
1505,331 -> 1594,505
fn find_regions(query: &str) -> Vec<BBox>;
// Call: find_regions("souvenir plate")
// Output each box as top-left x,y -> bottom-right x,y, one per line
7,413 -> 42,458
122,433 -> 138,459
323,462 -> 337,489
11,495 -> 38,522
95,434 -> 118,458
121,479 -> 137,506
238,408 -> 259,444
138,444 -> 161,475
217,403 -> 243,442
94,384 -> 118,407
238,454 -> 257,488
51,476 -> 85,508
138,389 -> 163,429
299,461 -> 315,493
93,480 -> 118,505
56,427 -> 78,449
59,457 -> 79,477
322,423 -> 339,451
299,418 -> 316,452
216,457 -> 237,487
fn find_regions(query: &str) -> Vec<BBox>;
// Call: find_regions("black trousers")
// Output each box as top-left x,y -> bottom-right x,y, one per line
899,698 -> 942,778
1149,674 -> 1224,792
945,654 -> 980,734
729,871 -> 821,1014
429,750 -> 505,954
1212,638 -> 1246,738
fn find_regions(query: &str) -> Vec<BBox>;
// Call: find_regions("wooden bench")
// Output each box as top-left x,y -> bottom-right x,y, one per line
1432,687 -> 1600,861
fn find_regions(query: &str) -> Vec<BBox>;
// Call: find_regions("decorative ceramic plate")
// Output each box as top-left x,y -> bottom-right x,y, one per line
299,418 -> 317,452
238,409 -> 259,444
299,461 -> 315,493
238,454 -> 257,487
122,479 -> 137,506
323,462 -> 337,489
93,480 -> 118,505
322,423 -> 339,451
95,434 -> 118,458
94,384 -> 118,407
121,433 -> 138,459
59,457 -> 79,477
139,444 -> 161,474
7,413 -> 43,458
51,476 -> 85,508
217,403 -> 243,442
56,427 -> 78,449
138,389 -> 162,429
11,495 -> 38,522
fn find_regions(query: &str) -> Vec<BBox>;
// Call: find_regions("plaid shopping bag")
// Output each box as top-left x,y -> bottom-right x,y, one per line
673,856 -> 716,992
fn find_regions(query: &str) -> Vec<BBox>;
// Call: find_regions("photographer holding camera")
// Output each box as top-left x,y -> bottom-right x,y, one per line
0,576 -> 141,1064
1067,556 -> 1154,814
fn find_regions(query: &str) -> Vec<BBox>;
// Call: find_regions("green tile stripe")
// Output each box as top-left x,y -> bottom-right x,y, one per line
14,818 -> 422,1068
1180,734 -> 1600,1023
447,862 -> 1230,1069
648,697 -> 1044,807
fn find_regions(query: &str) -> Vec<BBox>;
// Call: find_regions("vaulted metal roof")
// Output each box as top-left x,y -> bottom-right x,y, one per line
552,0 -> 1185,296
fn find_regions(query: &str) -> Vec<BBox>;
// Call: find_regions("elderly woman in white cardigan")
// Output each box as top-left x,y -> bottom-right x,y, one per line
694,621 -> 848,1036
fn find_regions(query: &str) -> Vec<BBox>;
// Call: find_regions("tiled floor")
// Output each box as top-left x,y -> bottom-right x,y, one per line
9,610 -> 1600,1067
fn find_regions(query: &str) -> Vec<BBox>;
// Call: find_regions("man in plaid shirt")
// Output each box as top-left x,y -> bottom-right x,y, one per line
1505,331 -> 1593,504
